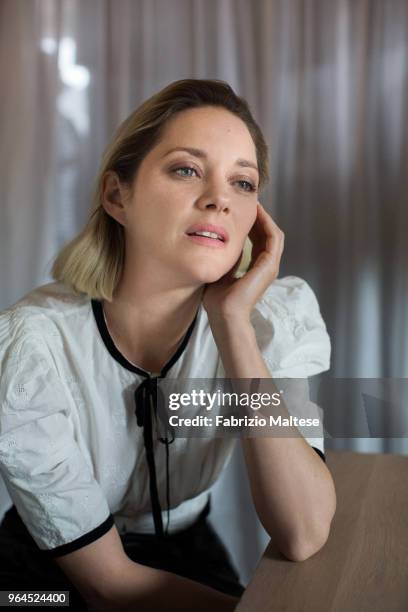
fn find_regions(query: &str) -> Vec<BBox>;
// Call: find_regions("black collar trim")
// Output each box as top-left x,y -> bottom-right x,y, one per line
91,299 -> 199,378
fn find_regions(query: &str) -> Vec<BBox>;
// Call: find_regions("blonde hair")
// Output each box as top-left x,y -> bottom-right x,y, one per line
51,79 -> 270,300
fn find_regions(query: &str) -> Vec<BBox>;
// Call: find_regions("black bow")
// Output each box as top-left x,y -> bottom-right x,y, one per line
132,309 -> 199,539
134,377 -> 174,538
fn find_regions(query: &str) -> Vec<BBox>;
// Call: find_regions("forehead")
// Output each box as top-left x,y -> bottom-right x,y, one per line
153,106 -> 257,157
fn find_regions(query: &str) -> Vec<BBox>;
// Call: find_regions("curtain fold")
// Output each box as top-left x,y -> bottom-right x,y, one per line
1,0 -> 407,584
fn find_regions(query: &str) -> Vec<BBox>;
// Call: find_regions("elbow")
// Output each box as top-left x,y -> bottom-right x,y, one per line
284,484 -> 337,562
281,513 -> 335,562
282,528 -> 330,562
87,593 -> 119,612
83,588 -> 112,612
271,481 -> 337,563
85,583 -> 122,612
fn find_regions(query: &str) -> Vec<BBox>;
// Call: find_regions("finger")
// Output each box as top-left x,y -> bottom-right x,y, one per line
217,250 -> 243,284
251,203 -> 284,258
261,207 -> 284,255
250,203 -> 279,239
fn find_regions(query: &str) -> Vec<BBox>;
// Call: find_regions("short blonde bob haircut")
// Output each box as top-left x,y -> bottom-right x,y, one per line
51,78 -> 270,301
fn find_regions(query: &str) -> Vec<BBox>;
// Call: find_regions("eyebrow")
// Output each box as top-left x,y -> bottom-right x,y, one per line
162,146 -> 259,174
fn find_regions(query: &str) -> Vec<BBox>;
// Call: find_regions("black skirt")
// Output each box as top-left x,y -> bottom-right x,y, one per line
0,496 -> 245,609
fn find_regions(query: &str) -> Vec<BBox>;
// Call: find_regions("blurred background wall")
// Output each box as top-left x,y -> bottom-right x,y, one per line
0,0 -> 407,585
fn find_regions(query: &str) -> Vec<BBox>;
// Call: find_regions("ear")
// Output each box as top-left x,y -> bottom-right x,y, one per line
101,171 -> 128,226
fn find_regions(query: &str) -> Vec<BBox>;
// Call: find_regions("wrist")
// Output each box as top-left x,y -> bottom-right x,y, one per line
207,313 -> 258,353
206,309 -> 252,330
208,316 -> 256,345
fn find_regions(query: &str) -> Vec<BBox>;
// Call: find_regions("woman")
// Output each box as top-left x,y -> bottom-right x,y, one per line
0,79 -> 336,611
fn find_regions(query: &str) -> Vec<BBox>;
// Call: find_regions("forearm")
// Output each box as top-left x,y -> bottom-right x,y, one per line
90,559 -> 239,612
241,435 -> 336,560
208,314 -> 336,560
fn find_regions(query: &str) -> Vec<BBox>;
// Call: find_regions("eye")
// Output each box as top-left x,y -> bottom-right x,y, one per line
171,166 -> 257,193
172,166 -> 199,178
237,179 -> 257,193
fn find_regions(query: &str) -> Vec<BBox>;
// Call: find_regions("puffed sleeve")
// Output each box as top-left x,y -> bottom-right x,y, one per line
251,276 -> 331,460
0,312 -> 114,557
251,275 -> 331,378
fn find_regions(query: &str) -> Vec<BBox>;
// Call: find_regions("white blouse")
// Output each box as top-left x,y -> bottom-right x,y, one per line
0,276 -> 331,556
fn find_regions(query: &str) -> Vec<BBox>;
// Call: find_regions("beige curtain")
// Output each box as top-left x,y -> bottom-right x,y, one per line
1,0 -> 407,583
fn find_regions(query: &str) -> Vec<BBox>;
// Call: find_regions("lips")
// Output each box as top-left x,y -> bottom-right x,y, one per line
185,223 -> 229,243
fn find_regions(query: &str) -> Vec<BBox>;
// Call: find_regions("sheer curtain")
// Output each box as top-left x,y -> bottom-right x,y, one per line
1,0 -> 407,584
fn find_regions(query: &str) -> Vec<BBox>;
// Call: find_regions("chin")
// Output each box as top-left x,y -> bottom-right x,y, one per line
186,262 -> 237,285
173,249 -> 242,285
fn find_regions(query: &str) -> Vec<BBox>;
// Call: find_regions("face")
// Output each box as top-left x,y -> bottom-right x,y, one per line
104,106 -> 259,285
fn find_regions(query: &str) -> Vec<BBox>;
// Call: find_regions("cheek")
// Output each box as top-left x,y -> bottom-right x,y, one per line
248,205 -> 258,227
132,189 -> 176,230
237,206 -> 257,238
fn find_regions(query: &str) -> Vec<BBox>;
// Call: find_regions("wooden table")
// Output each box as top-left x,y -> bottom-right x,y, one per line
236,450 -> 408,612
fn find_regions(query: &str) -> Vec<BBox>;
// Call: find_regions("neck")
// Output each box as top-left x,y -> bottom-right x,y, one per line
101,257 -> 205,371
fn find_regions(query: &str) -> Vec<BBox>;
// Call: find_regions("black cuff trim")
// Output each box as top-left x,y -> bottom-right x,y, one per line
312,447 -> 326,463
41,514 -> 114,558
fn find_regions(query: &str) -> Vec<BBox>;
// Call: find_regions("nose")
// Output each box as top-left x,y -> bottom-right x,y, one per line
195,178 -> 230,213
